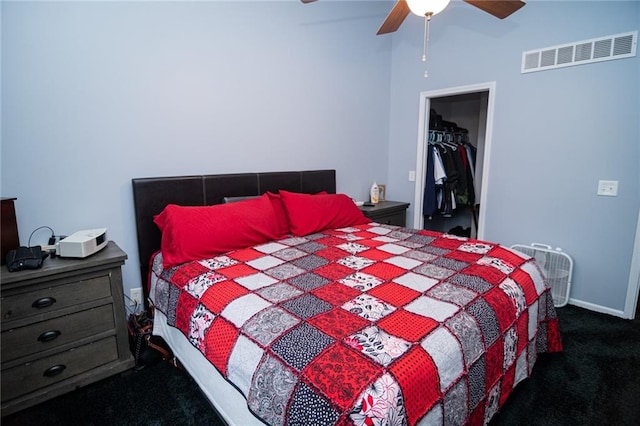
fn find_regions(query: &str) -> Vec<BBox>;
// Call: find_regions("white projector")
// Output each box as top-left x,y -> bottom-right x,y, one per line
57,228 -> 108,258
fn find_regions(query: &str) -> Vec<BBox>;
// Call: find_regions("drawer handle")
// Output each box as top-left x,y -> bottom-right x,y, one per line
32,297 -> 57,309
43,364 -> 66,378
38,330 -> 62,343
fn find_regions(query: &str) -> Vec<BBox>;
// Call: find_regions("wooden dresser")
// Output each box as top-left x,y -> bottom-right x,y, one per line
1,241 -> 134,416
1,197 -> 20,265
359,200 -> 410,227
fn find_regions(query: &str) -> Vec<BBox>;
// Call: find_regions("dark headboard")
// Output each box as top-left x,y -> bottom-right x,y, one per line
132,169 -> 336,291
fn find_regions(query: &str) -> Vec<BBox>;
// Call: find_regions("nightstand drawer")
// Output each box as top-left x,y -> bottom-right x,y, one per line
1,304 -> 115,363
359,201 -> 410,227
1,275 -> 112,325
371,211 -> 405,226
1,336 -> 118,401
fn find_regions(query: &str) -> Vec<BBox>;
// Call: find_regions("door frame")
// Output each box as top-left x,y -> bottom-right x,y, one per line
412,82 -> 496,240
624,208 -> 640,319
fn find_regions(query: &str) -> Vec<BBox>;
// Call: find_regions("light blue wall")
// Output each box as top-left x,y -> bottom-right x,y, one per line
1,1 -> 392,297
2,1 -> 639,316
386,1 -> 640,314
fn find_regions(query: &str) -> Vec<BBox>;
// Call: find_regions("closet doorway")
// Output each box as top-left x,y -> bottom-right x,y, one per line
412,82 -> 496,241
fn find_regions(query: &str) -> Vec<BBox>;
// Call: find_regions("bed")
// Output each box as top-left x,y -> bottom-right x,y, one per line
132,169 -> 562,426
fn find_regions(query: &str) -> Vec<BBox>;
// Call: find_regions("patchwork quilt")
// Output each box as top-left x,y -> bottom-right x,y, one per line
149,223 -> 562,426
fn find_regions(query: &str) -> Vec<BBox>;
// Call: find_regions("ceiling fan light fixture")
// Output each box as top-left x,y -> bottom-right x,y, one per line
406,0 -> 451,17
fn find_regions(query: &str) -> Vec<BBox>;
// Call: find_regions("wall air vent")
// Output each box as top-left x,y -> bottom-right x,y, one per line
522,31 -> 637,74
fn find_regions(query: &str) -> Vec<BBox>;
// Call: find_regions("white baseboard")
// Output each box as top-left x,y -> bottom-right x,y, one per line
567,298 -> 626,319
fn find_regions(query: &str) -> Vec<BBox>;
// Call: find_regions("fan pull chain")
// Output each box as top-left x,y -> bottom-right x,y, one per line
422,13 -> 433,78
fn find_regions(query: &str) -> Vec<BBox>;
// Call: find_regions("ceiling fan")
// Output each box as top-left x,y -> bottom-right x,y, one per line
301,0 -> 526,35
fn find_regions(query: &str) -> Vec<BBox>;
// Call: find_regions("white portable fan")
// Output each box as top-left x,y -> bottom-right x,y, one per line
511,243 -> 573,307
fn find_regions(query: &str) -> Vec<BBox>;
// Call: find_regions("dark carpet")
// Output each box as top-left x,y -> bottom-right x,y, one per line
3,305 -> 639,426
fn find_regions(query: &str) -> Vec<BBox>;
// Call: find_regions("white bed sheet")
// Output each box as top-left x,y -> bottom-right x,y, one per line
152,309 -> 263,426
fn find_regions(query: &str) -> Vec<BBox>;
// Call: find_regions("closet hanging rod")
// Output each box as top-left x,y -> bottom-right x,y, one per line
428,129 -> 467,135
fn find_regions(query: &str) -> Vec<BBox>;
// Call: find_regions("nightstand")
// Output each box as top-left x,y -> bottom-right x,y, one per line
359,201 -> 410,227
1,241 -> 134,416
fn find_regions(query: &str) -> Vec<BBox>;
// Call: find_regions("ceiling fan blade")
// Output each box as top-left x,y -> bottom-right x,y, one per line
301,0 -> 318,3
464,0 -> 526,19
377,0 -> 411,35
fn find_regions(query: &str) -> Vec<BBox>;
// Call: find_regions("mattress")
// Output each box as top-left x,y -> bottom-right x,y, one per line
148,222 -> 562,425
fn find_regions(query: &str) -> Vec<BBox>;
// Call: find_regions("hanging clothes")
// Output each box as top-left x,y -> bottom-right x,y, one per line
423,145 -> 447,218
463,144 -> 476,206
423,129 -> 477,220
423,144 -> 436,218
436,144 -> 458,217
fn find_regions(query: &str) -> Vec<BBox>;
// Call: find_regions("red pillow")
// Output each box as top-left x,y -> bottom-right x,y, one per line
279,190 -> 369,236
154,194 -> 281,268
266,192 -> 290,237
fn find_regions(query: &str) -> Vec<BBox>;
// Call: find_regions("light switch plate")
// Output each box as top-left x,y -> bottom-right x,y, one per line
597,180 -> 618,196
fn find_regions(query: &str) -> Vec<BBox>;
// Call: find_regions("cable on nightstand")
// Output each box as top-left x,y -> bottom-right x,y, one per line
27,225 -> 65,257
28,225 -> 55,246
